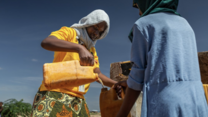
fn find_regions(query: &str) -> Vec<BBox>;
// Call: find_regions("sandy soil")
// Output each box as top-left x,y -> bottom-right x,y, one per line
90,115 -> 101,117
17,115 -> 101,117
17,113 -> 101,117
90,112 -> 101,117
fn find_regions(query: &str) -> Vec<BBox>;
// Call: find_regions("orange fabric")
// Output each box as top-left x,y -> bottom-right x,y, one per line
39,27 -> 100,99
203,84 -> 208,104
56,105 -> 73,117
84,104 -> 90,117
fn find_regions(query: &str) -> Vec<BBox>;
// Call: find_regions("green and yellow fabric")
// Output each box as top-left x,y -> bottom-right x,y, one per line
31,90 -> 90,117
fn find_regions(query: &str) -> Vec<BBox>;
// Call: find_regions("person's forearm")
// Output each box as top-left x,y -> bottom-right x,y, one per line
41,36 -> 83,52
116,87 -> 141,117
98,73 -> 117,87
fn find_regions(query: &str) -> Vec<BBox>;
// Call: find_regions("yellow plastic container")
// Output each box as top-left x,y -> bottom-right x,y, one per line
203,84 -> 208,104
100,87 -> 131,117
43,60 -> 99,90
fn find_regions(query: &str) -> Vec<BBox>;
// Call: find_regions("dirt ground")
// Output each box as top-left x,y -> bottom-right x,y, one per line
18,115 -> 101,117
90,112 -> 101,117
90,115 -> 101,117
17,113 -> 101,117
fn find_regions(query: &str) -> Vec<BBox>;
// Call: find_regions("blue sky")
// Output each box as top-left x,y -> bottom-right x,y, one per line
0,0 -> 208,111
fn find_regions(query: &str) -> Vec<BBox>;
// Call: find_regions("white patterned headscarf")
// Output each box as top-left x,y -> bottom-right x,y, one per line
71,9 -> 110,50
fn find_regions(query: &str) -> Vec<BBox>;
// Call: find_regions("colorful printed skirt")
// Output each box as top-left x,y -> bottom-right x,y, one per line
31,90 -> 90,117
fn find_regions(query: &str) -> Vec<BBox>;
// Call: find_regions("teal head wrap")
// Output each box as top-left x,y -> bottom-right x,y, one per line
129,0 -> 180,42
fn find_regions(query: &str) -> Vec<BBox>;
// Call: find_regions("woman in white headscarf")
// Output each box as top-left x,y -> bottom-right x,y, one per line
31,9 -> 117,117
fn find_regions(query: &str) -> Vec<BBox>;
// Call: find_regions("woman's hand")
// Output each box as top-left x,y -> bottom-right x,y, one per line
41,36 -> 94,66
78,46 -> 94,66
113,80 -> 127,98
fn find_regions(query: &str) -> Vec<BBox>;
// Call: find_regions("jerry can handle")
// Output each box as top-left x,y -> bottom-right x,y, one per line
98,78 -> 105,88
111,85 -> 125,99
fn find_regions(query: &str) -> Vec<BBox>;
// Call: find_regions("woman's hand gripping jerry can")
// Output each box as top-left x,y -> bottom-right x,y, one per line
43,60 -> 99,90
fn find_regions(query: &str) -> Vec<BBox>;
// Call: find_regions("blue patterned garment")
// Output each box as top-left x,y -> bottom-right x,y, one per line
127,12 -> 208,117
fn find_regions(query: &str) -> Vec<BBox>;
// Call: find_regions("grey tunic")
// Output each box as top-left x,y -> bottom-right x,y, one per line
127,12 -> 208,117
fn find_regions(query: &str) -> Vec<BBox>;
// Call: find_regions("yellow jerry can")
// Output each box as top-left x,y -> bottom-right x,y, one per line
203,84 -> 208,104
43,60 -> 99,90
100,87 -> 131,117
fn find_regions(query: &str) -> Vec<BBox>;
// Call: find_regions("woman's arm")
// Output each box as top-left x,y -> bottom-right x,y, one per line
41,36 -> 82,52
94,68 -> 117,87
116,24 -> 148,116
116,87 -> 141,117
41,36 -> 94,66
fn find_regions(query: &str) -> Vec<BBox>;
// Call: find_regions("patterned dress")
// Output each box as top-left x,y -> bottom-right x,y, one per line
31,90 -> 90,117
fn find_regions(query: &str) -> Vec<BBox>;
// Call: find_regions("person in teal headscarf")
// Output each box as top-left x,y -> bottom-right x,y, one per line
114,0 -> 208,117
129,0 -> 180,41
